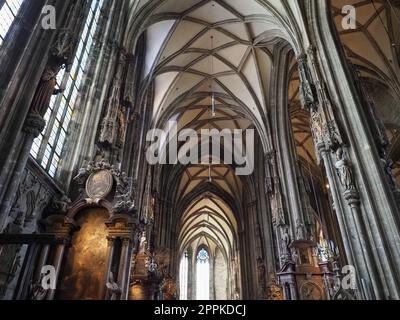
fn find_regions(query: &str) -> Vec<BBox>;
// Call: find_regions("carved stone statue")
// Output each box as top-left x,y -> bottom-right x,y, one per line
139,231 -> 148,254
281,226 -> 291,260
116,107 -> 127,148
296,219 -> 307,240
29,30 -> 73,117
335,148 -> 356,191
106,272 -> 121,300
29,63 -> 64,116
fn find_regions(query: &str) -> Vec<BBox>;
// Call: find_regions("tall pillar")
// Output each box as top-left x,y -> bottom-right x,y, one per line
32,244 -> 50,286
270,43 -> 309,245
102,236 -> 116,300
118,237 -> 131,300
47,243 -> 66,300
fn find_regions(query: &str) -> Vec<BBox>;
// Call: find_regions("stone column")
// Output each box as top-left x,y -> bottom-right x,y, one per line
102,236 -> 116,300
270,43 -> 308,244
47,243 -> 66,300
118,237 -> 131,300
32,244 -> 50,285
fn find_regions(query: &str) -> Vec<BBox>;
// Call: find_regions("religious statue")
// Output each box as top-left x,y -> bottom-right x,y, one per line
29,30 -> 73,117
281,226 -> 291,260
335,148 -> 356,191
296,219 -> 306,240
29,63 -> 64,116
139,231 -> 148,254
116,107 -> 127,148
106,272 -> 121,300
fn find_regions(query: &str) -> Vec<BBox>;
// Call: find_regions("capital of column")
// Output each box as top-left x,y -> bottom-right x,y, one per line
121,237 -> 131,246
107,236 -> 117,245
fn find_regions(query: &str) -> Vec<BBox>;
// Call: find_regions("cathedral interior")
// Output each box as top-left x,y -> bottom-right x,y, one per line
0,0 -> 400,301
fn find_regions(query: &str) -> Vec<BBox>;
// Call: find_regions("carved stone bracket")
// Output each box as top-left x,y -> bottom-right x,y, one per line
23,114 -> 46,138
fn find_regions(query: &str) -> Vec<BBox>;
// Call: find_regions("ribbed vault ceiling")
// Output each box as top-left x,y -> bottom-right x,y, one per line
177,164 -> 242,203
139,0 -> 294,135
178,195 -> 238,259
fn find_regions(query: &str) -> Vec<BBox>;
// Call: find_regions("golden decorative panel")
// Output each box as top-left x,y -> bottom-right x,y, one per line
58,208 -> 109,300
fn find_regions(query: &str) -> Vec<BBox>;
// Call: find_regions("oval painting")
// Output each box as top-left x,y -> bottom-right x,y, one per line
86,170 -> 113,199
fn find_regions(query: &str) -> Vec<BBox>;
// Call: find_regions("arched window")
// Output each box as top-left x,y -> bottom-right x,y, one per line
30,0 -> 104,177
179,251 -> 188,300
0,0 -> 25,46
196,248 -> 210,300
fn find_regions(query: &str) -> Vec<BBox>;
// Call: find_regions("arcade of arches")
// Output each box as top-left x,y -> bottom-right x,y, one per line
0,0 -> 399,301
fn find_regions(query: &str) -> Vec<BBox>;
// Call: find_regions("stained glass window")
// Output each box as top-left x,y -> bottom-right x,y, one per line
30,0 -> 104,178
